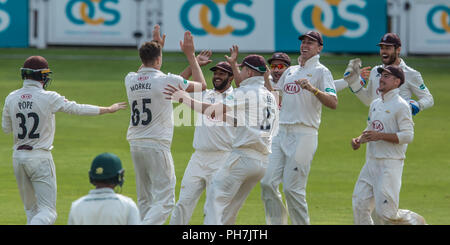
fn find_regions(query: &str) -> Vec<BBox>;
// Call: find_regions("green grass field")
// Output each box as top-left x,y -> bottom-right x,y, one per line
0,48 -> 449,225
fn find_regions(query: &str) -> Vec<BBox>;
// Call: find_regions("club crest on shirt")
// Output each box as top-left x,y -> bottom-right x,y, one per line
284,82 -> 301,94
371,120 -> 384,132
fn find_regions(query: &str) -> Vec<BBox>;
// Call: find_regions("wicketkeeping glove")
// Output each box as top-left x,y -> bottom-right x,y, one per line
343,58 -> 366,93
410,99 -> 420,116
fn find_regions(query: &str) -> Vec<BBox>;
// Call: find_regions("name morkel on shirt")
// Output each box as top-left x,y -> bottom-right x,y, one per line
125,67 -> 189,149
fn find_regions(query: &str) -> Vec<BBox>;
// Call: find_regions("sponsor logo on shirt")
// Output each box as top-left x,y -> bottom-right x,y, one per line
21,94 -> 32,100
371,120 -> 384,132
284,82 -> 301,94
419,84 -> 426,90
138,76 -> 149,81
325,88 -> 336,94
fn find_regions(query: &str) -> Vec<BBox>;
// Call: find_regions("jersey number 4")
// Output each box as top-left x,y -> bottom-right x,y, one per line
16,112 -> 40,139
131,99 -> 152,126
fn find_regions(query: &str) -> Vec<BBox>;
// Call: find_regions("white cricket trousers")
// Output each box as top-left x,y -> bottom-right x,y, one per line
13,150 -> 57,225
170,150 -> 230,225
130,145 -> 176,225
261,124 -> 318,225
203,149 -> 267,225
352,157 -> 426,225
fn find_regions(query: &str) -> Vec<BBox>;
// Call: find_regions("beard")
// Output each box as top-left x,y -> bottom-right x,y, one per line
213,77 -> 230,91
381,51 -> 398,66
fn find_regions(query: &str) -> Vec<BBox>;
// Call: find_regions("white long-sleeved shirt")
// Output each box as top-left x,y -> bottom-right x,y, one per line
277,55 -> 337,129
125,67 -> 189,150
223,76 -> 279,160
356,59 -> 434,111
365,88 -> 414,160
68,188 -> 140,225
192,87 -> 234,152
2,80 -> 100,151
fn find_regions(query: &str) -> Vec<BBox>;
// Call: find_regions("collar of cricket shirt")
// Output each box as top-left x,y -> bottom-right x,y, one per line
89,188 -> 115,195
382,88 -> 400,102
298,54 -> 320,69
23,79 -> 44,89
239,76 -> 265,87
138,67 -> 161,73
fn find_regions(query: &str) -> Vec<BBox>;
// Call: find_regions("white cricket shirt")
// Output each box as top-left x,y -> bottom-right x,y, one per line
357,59 -> 433,110
192,87 -> 234,151
224,76 -> 279,159
68,188 -> 140,225
125,67 -> 189,149
277,55 -> 336,129
2,80 -> 100,151
365,88 -> 414,160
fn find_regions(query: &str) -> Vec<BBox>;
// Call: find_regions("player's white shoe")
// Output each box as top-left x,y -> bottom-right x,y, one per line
343,58 -> 365,93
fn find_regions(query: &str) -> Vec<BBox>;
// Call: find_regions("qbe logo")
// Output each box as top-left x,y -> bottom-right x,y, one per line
292,0 -> 368,38
0,0 -> 10,33
180,0 -> 255,36
65,0 -> 121,26
427,5 -> 450,34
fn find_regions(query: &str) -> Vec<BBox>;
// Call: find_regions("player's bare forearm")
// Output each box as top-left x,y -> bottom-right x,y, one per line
315,91 -> 337,110
360,131 -> 399,144
99,102 -> 127,115
296,79 -> 337,109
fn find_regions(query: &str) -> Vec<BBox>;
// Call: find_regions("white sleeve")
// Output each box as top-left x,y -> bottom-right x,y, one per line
354,69 -> 377,106
2,98 -> 12,134
396,103 -> 414,144
409,72 -> 434,110
67,205 -> 75,225
50,92 -> 100,115
127,200 -> 141,225
321,69 -> 337,97
334,78 -> 348,92
166,73 -> 189,90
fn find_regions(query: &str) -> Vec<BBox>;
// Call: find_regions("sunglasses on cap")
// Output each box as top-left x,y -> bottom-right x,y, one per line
270,64 -> 287,70
244,61 -> 267,73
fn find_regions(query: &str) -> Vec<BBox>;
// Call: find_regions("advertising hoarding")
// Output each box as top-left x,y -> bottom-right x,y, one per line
0,0 -> 28,47
47,0 -> 141,46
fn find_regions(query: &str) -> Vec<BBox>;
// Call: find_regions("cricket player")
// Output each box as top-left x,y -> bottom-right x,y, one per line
351,65 -> 426,225
68,153 -> 140,225
335,33 -> 434,116
260,31 -> 338,225
165,53 -> 279,225
265,52 -> 291,91
125,26 -> 206,225
1,56 -> 126,225
169,61 -> 234,225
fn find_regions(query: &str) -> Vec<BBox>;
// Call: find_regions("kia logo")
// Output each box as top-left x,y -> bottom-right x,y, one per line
284,82 -> 301,94
21,94 -> 32,100
372,120 -> 384,132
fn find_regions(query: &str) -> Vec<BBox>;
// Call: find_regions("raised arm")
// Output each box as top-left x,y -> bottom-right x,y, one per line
180,50 -> 212,80
180,31 -> 207,92
152,24 -> 166,48
225,45 -> 243,87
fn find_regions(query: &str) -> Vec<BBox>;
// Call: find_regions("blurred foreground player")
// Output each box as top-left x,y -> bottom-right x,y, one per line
68,153 -> 140,225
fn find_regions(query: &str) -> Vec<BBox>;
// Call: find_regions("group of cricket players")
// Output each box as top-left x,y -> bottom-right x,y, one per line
2,25 -> 433,225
